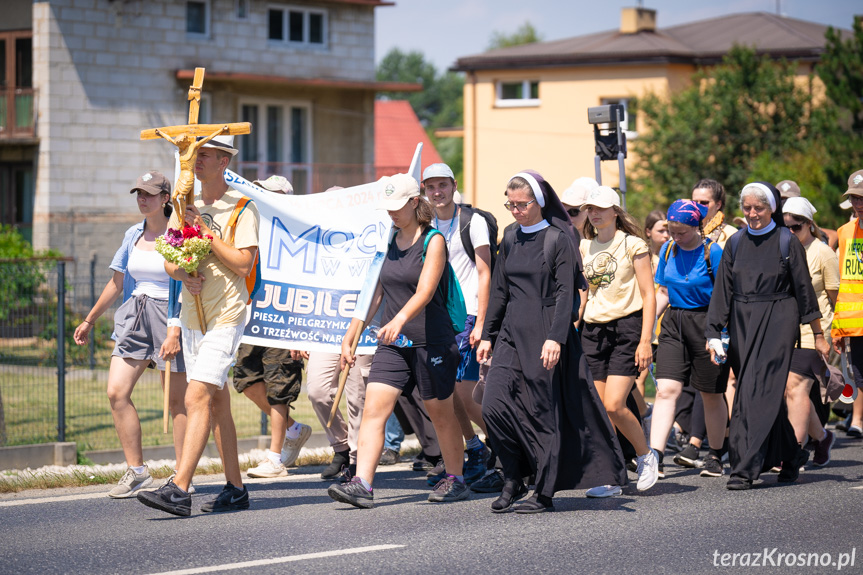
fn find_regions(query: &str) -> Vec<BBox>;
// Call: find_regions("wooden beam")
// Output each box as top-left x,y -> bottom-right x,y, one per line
140,122 -> 252,140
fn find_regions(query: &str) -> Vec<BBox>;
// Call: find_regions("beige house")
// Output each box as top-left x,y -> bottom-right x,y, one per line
1,0 -> 414,268
453,8 -> 849,227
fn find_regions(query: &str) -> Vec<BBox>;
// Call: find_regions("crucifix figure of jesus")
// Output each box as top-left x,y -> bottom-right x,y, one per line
140,67 -> 252,217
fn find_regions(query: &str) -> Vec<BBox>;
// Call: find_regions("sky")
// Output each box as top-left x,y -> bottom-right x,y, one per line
375,0 -> 861,73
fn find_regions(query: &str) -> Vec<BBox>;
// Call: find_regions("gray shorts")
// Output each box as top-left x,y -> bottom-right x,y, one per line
112,294 -> 185,373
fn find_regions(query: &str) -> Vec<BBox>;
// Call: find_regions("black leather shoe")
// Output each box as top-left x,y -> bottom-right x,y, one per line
726,476 -> 753,490
513,493 -> 554,514
490,479 -> 527,513
778,448 -> 810,483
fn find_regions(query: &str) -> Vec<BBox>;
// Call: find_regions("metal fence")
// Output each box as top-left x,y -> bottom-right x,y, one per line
0,258 -> 271,452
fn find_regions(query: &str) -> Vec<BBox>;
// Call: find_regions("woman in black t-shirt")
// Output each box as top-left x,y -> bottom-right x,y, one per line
328,173 -> 467,509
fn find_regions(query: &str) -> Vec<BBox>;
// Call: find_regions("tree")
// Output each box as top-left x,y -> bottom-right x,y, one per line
632,46 -> 819,220
820,18 -> 863,133
488,22 -> 543,50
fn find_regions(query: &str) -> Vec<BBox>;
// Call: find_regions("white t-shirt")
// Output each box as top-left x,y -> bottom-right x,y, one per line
128,246 -> 170,299
434,209 -> 490,316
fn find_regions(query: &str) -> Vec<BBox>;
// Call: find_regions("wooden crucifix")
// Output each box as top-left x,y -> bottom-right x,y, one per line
140,67 -> 252,218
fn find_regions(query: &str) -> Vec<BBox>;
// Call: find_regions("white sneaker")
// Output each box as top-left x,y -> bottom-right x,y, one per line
585,484 -> 622,498
281,423 -> 312,467
636,448 -> 659,492
248,458 -> 288,478
108,466 -> 153,498
166,473 -> 196,494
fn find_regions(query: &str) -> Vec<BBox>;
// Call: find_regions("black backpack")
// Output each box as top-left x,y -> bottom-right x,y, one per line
458,204 -> 499,269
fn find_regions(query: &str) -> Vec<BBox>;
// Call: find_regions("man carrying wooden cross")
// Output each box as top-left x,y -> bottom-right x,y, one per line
137,135 -> 260,517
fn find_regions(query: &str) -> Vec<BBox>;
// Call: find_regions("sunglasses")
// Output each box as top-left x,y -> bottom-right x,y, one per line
567,208 -> 580,217
787,223 -> 804,232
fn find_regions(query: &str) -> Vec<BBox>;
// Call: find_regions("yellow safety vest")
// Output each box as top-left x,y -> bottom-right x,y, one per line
832,220 -> 863,338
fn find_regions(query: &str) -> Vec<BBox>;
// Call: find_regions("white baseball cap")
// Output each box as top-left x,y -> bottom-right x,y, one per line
201,134 -> 238,157
561,177 -> 599,207
581,186 -> 620,209
422,163 -> 455,182
377,173 -> 420,211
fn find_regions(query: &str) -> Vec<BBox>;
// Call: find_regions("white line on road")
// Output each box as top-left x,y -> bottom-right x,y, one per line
146,544 -> 406,575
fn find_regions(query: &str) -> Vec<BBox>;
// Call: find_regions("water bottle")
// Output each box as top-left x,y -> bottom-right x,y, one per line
368,326 -> 412,348
717,329 -> 730,364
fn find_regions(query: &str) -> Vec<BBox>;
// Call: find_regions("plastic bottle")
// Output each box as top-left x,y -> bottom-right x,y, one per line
368,326 -> 412,348
717,329 -> 730,364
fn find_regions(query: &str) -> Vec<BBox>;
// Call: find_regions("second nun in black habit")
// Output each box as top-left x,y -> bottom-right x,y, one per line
477,170 -> 627,513
705,182 -> 827,490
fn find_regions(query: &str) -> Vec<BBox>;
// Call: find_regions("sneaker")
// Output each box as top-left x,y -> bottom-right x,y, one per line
813,429 -> 835,466
636,448 -> 659,492
412,453 -> 439,472
471,469 -> 504,493
379,448 -> 400,466
166,473 -> 195,495
136,479 -> 191,517
321,450 -> 350,480
428,475 -> 470,503
328,477 -> 374,509
247,458 -> 288,478
667,430 -> 690,453
108,466 -> 153,499
700,454 -> 725,477
657,462 -> 666,480
201,482 -> 249,512
673,443 -> 700,468
835,414 -> 851,432
281,423 -> 312,466
585,484 -> 622,498
463,442 -> 490,484
846,425 -> 863,439
778,448 -> 810,483
726,476 -> 752,491
426,459 -> 447,486
337,463 -> 356,484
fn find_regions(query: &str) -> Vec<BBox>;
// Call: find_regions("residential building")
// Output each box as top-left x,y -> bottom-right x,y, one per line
453,8 -> 852,226
375,99 -> 442,180
1,0 -> 417,267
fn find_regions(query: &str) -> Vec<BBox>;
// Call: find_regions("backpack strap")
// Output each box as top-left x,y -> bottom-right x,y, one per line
226,196 -> 252,246
663,240 -> 675,263
543,225 -> 560,275
422,228 -> 443,262
703,238 -> 714,284
502,225 -> 517,260
458,205 -> 476,263
728,229 -> 743,262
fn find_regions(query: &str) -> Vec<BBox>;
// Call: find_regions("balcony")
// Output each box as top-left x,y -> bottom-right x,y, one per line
0,88 -> 36,140
237,162 -> 407,194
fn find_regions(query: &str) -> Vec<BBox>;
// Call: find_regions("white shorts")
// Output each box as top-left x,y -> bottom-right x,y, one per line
181,324 -> 244,388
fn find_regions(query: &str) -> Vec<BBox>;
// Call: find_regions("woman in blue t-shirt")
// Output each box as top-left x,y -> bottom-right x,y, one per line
648,200 -> 729,479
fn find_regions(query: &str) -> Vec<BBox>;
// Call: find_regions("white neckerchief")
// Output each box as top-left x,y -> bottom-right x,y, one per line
520,220 -> 550,234
747,220 -> 776,236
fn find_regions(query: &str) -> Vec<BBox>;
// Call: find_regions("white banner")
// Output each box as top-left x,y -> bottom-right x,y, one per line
175,144 -> 423,353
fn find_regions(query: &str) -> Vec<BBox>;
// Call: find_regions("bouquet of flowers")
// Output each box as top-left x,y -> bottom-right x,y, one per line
155,225 -> 213,273
155,224 -> 213,332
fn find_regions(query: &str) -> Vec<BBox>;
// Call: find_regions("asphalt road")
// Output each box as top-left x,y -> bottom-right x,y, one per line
2,432 -> 862,575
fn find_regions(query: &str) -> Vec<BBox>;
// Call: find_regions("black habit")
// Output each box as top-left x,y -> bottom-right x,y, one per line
482,226 -> 627,497
706,226 -> 820,481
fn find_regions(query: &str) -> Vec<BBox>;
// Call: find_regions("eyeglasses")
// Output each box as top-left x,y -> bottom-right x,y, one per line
787,223 -> 804,232
567,208 -> 580,217
504,200 -> 536,212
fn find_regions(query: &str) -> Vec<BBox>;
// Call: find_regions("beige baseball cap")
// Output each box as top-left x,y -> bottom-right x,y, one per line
776,180 -> 801,199
581,185 -> 620,209
561,177 -> 599,207
377,173 -> 420,211
844,170 -> 863,198
130,171 -> 171,195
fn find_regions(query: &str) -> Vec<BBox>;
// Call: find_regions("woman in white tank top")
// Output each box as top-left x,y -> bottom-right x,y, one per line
73,171 -> 189,499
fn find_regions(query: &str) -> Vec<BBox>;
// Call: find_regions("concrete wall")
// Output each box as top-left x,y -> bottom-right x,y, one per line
30,0 -> 376,267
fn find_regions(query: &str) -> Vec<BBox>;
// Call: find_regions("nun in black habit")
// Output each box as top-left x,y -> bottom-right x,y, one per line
705,182 -> 828,490
476,170 -> 627,513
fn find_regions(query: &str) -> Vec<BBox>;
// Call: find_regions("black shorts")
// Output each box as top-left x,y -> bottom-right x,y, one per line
654,307 -> 727,394
582,311 -> 643,380
232,344 -> 303,406
368,343 -> 459,401
789,348 -> 822,381
849,337 -> 863,389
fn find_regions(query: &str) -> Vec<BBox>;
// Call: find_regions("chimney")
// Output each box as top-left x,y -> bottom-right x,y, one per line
620,7 -> 657,34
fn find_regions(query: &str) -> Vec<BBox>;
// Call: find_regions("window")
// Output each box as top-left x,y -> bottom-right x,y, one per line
599,98 -> 637,137
495,80 -> 540,108
186,0 -> 210,36
238,101 -> 312,194
236,0 -> 249,19
268,6 -> 327,48
0,31 -> 34,138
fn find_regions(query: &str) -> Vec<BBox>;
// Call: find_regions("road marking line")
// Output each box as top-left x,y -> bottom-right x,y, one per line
146,544 -> 405,575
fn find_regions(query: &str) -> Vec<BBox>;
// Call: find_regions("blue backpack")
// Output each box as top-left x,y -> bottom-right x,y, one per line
423,229 -> 468,334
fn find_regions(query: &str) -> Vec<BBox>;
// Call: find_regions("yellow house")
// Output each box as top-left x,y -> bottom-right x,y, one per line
453,8 -> 848,226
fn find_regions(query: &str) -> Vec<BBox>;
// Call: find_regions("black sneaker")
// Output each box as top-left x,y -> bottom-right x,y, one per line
471,469 -> 504,493
321,450 -> 350,480
778,448 -> 810,483
813,429 -> 834,466
463,442 -> 490,484
379,448 -> 400,466
673,443 -> 699,468
337,463 -> 357,485
428,476 -> 470,503
328,477 -> 374,509
700,454 -> 724,477
201,482 -> 249,513
136,479 -> 191,517
426,459 -> 447,486
412,453 -> 439,472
